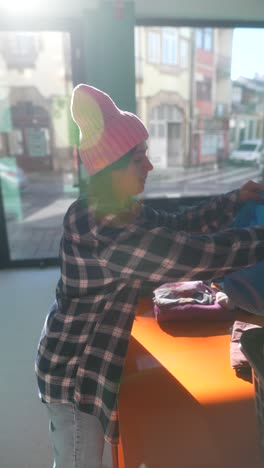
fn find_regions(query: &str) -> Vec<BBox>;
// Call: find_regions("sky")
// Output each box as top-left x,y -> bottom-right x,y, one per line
231,28 -> 264,80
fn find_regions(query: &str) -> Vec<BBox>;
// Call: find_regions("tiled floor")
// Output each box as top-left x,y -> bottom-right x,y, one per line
0,268 -> 113,468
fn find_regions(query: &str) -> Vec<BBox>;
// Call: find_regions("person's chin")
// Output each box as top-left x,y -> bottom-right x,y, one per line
132,187 -> 144,197
138,183 -> 145,194
132,180 -> 146,196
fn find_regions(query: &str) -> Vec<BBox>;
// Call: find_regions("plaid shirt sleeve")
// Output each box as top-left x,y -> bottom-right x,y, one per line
62,191 -> 264,288
100,211 -> 264,285
143,190 -> 243,233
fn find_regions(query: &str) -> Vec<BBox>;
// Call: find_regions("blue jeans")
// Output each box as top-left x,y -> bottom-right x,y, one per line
46,403 -> 105,468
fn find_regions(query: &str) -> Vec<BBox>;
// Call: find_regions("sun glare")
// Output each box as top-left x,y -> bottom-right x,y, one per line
0,0 -> 44,12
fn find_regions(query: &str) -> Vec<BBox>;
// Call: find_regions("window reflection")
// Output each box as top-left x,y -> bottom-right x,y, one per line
135,26 -> 264,198
0,31 -> 78,261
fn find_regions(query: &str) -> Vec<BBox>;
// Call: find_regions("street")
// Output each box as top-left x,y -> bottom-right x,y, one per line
144,162 -> 262,198
20,162 -> 263,217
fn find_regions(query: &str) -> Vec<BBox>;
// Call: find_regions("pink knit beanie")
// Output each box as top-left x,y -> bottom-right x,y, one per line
70,84 -> 149,175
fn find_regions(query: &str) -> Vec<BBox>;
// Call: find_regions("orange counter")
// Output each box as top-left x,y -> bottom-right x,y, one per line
117,299 -> 264,468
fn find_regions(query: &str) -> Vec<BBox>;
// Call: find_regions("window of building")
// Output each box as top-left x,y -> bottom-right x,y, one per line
196,29 -> 203,48
195,28 -> 213,51
13,34 -> 35,56
8,130 -> 24,156
150,105 -> 181,138
1,33 -> 39,69
204,28 -> 213,51
215,102 -> 225,117
232,86 -> 242,103
158,124 -> 165,137
162,28 -> 178,65
147,31 -> 160,64
201,133 -> 218,156
196,78 -> 212,101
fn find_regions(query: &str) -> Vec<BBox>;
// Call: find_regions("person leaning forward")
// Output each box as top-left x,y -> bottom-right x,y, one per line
35,83 -> 264,468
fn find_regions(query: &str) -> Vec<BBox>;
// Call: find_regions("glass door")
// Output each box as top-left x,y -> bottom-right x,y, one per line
0,30 -> 80,264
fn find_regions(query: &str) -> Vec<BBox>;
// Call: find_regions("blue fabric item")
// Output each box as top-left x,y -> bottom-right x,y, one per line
224,194 -> 264,315
229,196 -> 264,228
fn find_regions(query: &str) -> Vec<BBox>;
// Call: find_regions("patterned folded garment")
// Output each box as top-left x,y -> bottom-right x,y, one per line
153,281 -> 235,322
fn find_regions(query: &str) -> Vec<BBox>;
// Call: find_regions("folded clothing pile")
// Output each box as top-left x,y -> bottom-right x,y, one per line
153,280 -> 235,322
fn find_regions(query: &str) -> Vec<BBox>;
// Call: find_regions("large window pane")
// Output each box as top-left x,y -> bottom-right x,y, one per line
147,31 -> 160,64
0,31 -> 78,261
162,29 -> 178,65
135,26 -> 264,198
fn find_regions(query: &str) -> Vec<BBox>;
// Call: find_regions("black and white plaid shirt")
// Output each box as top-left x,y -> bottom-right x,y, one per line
35,190 -> 264,444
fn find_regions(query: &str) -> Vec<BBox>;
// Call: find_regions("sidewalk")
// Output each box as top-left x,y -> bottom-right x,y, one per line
7,222 -> 63,260
7,197 -> 74,260
5,163 -> 260,261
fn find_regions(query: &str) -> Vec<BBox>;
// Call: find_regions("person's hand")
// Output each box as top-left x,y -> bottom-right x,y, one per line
239,180 -> 264,203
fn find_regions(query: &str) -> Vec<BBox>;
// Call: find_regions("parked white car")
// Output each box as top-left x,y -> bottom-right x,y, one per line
229,139 -> 264,166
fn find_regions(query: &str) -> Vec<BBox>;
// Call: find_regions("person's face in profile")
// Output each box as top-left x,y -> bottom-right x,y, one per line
112,141 -> 153,198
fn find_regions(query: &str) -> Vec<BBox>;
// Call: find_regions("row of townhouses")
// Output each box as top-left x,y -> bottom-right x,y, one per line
0,28 -> 263,173
135,27 -> 264,168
